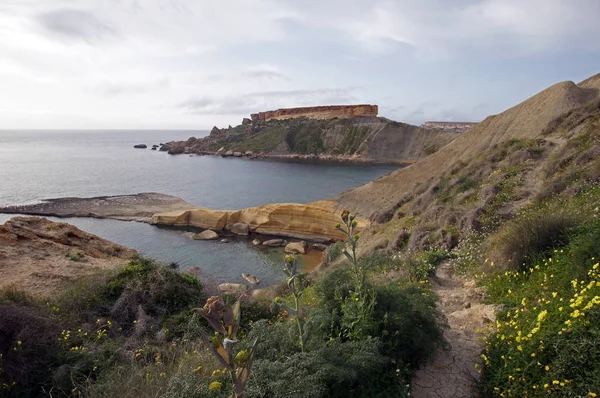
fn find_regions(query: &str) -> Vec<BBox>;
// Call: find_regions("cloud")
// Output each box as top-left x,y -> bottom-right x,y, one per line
242,70 -> 288,80
36,9 -> 116,43
178,87 -> 361,115
319,0 -> 600,58
95,77 -> 170,96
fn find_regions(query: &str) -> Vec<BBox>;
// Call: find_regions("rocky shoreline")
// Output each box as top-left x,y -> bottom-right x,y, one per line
165,147 -> 412,165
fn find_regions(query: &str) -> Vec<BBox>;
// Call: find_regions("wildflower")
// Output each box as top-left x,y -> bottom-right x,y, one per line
209,381 -> 223,393
553,380 -> 560,385
545,365 -> 550,371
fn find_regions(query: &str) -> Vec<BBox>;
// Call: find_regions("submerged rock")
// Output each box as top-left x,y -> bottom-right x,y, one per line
134,144 -> 147,149
312,243 -> 328,251
218,283 -> 249,295
242,273 -> 260,285
263,239 -> 284,247
193,230 -> 219,240
284,241 -> 308,254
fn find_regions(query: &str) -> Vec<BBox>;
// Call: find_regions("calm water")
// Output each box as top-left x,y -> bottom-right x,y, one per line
0,130 -> 400,284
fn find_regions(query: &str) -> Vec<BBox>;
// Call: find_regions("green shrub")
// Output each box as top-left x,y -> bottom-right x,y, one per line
485,202 -> 583,271
480,219 -> 600,397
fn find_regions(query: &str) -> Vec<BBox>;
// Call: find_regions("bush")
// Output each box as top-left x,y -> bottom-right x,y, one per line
485,202 -> 582,271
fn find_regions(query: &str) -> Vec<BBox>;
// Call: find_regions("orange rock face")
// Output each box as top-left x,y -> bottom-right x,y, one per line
251,104 -> 378,122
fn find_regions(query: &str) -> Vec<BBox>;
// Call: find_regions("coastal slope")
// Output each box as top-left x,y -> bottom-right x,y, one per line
0,217 -> 136,296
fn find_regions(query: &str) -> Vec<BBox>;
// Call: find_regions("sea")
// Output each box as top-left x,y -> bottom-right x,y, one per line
0,129 -> 400,285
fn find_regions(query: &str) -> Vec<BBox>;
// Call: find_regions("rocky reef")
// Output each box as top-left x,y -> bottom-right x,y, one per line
152,200 -> 365,242
250,104 -> 378,122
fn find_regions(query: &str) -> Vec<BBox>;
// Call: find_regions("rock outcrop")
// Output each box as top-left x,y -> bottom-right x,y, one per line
251,104 -> 378,122
0,217 -> 136,296
152,201 -> 362,242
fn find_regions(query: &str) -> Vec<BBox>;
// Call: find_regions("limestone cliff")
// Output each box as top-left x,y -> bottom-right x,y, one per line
152,200 -> 366,242
250,105 -> 378,122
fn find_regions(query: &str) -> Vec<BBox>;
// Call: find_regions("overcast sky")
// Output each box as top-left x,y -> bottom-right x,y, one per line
1,0 -> 599,129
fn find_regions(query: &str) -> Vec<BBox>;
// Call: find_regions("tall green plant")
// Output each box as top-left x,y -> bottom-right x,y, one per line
273,254 -> 309,352
196,296 -> 258,398
336,210 -> 376,339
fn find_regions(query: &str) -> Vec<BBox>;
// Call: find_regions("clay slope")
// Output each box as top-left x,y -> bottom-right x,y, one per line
0,217 -> 136,296
337,74 -> 600,216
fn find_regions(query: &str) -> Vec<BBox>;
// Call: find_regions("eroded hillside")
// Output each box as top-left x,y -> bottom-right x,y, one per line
339,74 -> 600,253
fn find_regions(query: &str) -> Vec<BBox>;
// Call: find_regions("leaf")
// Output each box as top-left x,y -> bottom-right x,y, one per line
343,250 -> 353,262
231,296 -> 242,338
199,310 -> 226,334
199,328 -> 232,371
234,338 -> 259,396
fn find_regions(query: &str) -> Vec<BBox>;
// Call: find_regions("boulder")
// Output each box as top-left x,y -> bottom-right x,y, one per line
134,144 -> 147,149
210,126 -> 221,136
245,151 -> 253,156
193,230 -> 219,240
224,150 -> 234,157
152,144 -> 159,148
312,243 -> 328,251
252,239 -> 261,246
242,118 -> 252,125
263,239 -> 284,247
220,238 -> 229,243
242,273 -> 260,285
168,144 -> 185,155
217,147 -> 225,154
284,241 -> 308,254
233,152 -> 243,157
230,222 -> 249,236
218,283 -> 249,295
159,144 -> 171,152
151,147 -> 157,150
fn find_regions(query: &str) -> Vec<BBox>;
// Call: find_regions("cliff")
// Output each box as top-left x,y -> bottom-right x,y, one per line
168,116 -> 461,163
250,104 -> 378,122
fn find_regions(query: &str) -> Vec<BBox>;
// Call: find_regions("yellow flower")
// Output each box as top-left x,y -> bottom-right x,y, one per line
209,381 -> 223,393
517,345 -> 523,351
553,380 -> 560,385
545,365 -> 550,371
588,393 -> 597,397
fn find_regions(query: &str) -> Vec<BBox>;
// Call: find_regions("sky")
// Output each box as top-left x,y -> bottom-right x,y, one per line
1,0 -> 599,129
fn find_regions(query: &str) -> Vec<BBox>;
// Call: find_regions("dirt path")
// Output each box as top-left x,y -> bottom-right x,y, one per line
411,262 -> 499,398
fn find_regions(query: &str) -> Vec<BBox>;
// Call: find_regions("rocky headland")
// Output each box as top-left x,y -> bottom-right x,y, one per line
165,105 -> 462,163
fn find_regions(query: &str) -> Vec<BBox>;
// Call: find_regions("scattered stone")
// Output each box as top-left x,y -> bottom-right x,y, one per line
252,239 -> 262,246
193,230 -> 219,240
220,238 -> 229,243
242,273 -> 260,285
224,150 -> 234,157
245,151 -> 253,156
218,283 -> 249,295
263,239 -> 284,247
133,144 -> 147,149
151,147 -> 157,150
233,152 -> 243,157
312,243 -> 328,251
230,222 -> 249,236
284,241 -> 308,254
